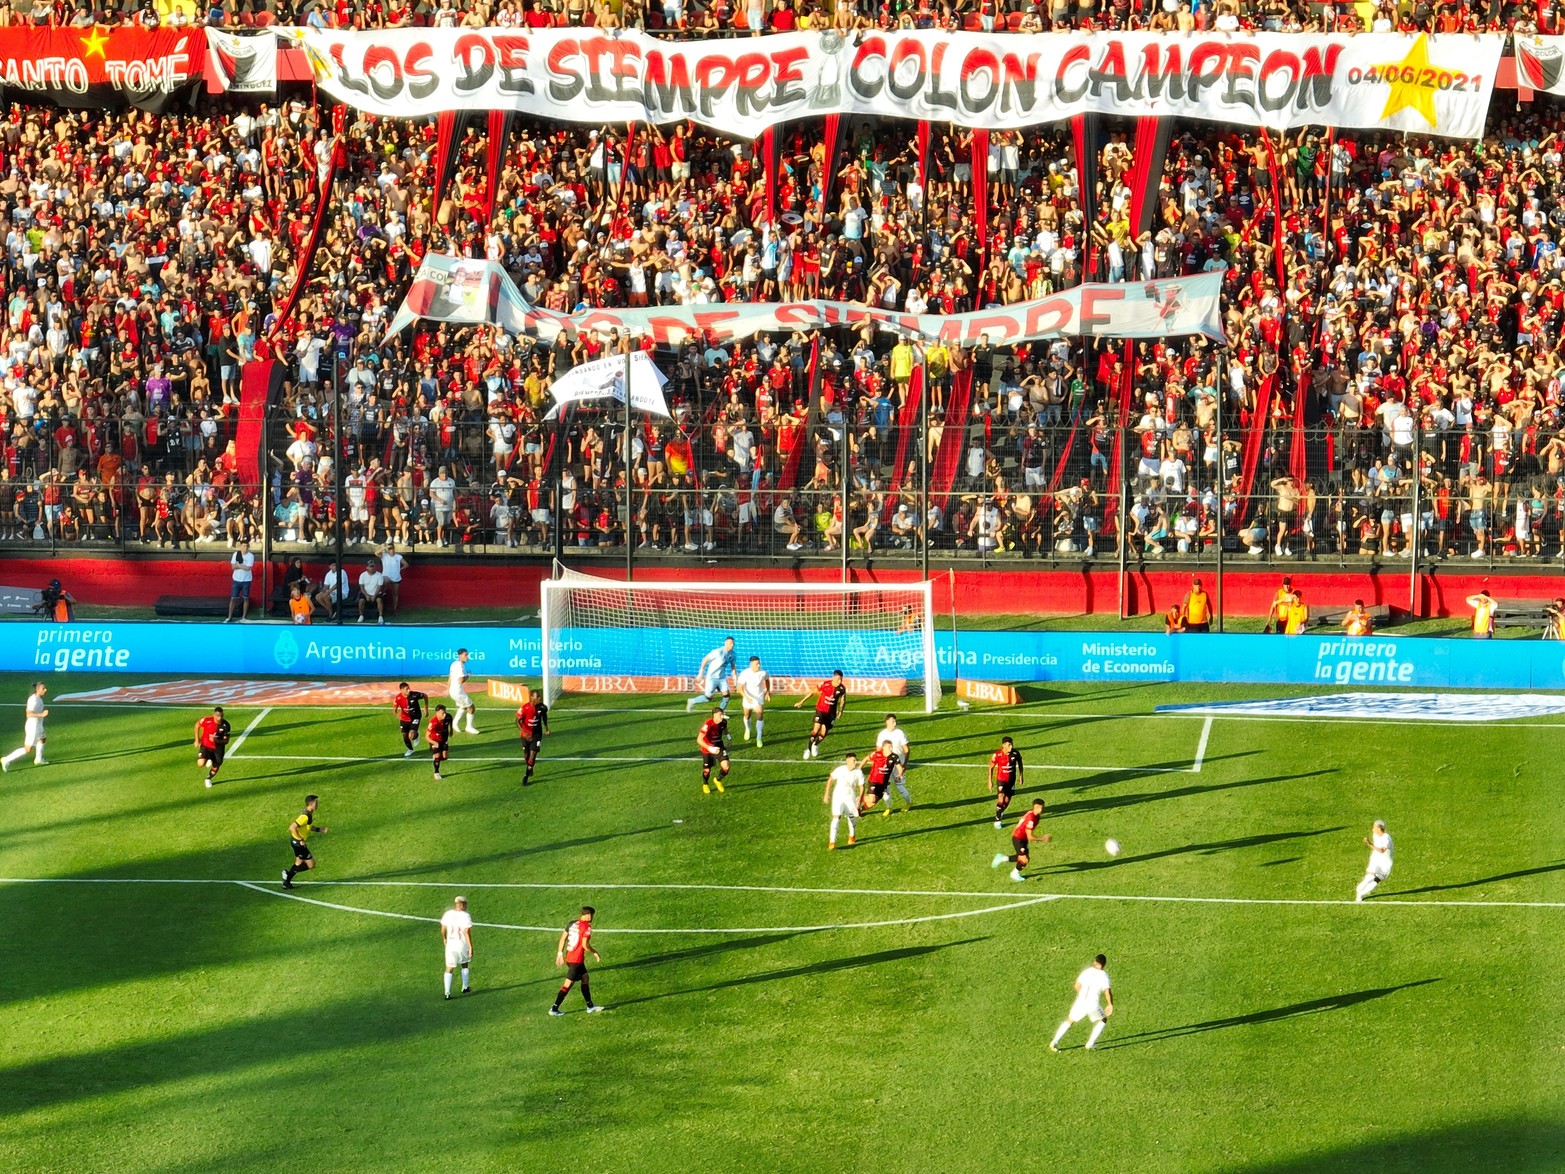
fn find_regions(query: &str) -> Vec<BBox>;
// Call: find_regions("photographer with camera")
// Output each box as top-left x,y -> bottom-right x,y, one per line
34,579 -> 75,623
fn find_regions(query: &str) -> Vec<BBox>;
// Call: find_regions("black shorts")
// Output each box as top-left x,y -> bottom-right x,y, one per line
702,750 -> 728,769
996,783 -> 1015,797
565,961 -> 589,981
1184,621 -> 1210,633
400,720 -> 418,734
199,744 -> 225,768
290,839 -> 312,862
814,711 -> 835,732
430,741 -> 448,759
1011,836 -> 1029,859
868,783 -> 889,800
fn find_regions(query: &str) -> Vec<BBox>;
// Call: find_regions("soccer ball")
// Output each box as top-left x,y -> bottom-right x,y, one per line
1104,838 -> 1122,857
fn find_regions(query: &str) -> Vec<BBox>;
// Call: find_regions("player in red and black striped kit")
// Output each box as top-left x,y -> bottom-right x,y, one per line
862,738 -> 901,817
427,705 -> 453,780
516,688 -> 550,785
697,708 -> 730,794
394,682 -> 429,757
194,706 -> 231,788
988,735 -> 1023,828
794,669 -> 847,759
992,798 -> 1050,883
549,906 -> 603,1016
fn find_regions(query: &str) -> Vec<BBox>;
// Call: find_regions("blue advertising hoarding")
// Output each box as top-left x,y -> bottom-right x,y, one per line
5,622 -> 1561,690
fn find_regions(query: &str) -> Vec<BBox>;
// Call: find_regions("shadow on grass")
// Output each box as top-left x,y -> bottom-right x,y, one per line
1053,768 -> 1336,817
605,936 -> 987,1008
1221,1115 -> 1565,1173
351,824 -> 669,879
608,932 -> 801,972
1049,826 -> 1348,873
1098,978 -> 1441,1050
1391,861 -> 1565,896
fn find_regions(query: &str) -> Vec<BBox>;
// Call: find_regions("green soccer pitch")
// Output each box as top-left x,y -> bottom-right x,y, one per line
2,673 -> 1563,1173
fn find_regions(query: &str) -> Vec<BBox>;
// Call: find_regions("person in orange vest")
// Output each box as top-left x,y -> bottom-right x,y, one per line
35,578 -> 75,622
1181,576 -> 1213,633
1466,588 -> 1496,639
1340,600 -> 1374,637
1284,588 -> 1311,635
1164,603 -> 1186,634
1264,576 -> 1295,634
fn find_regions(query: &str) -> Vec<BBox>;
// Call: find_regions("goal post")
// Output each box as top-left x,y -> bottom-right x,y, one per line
540,565 -> 942,712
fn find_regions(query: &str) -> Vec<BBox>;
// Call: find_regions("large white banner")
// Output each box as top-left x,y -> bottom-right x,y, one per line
207,29 -> 277,95
282,29 -> 1500,138
514,271 -> 1225,349
547,351 -> 672,419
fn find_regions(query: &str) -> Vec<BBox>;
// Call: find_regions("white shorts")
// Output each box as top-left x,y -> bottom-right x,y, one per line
701,677 -> 729,696
742,696 -> 766,712
350,507 -> 369,523
831,796 -> 860,819
24,718 -> 44,745
445,943 -> 471,967
451,689 -> 472,710
1069,1000 -> 1105,1024
1367,861 -> 1392,881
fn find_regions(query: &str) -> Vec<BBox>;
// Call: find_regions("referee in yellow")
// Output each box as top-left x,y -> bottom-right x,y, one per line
282,795 -> 328,890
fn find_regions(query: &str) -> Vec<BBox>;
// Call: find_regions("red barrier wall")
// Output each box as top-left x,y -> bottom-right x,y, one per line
4,554 -> 1560,618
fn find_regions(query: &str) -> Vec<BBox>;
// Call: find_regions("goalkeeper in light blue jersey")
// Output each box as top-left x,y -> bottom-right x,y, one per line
685,636 -> 737,712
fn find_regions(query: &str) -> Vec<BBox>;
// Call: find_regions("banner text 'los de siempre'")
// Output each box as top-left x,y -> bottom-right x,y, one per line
285,29 -> 1501,139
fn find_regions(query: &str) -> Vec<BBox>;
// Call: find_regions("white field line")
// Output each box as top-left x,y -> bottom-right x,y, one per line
227,707 -> 271,757
233,881 -> 1060,933
1192,717 -> 1213,774
3,876 -> 1563,913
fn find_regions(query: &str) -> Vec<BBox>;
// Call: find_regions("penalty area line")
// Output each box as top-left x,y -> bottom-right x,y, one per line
232,881 -> 1059,933
227,707 -> 271,757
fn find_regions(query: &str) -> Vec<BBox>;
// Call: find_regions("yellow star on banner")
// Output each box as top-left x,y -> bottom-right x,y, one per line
80,26 -> 109,59
1373,34 -> 1440,128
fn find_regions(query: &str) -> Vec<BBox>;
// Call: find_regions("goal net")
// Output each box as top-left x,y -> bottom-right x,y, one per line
540,565 -> 942,712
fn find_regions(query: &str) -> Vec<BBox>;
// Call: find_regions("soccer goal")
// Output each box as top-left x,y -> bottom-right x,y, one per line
539,565 -> 942,712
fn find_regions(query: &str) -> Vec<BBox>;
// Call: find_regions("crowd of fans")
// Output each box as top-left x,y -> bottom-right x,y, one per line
3,0 -> 1554,36
2,42 -> 1565,567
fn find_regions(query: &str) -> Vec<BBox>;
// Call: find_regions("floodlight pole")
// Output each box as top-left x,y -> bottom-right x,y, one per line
919,352 -> 930,581
1407,414 -> 1421,618
622,331 -> 634,584
1215,346 -> 1225,633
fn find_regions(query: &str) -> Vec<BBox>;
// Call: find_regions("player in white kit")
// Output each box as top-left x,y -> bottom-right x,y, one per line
1,681 -> 49,771
1354,820 -> 1394,902
686,636 -> 737,712
440,895 -> 474,999
736,656 -> 771,745
823,753 -> 865,850
1049,954 -> 1115,1051
448,648 -> 479,734
878,713 -> 913,810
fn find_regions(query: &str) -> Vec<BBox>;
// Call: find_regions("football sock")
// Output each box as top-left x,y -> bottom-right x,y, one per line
283,867 -> 296,882
895,778 -> 912,805
1050,1021 -> 1070,1048
1086,1020 -> 1106,1048
702,766 -> 712,783
552,986 -> 568,1010
1355,876 -> 1377,900
1,748 -> 23,768
718,696 -> 728,711
742,720 -> 751,738
579,977 -> 592,1007
460,965 -> 470,991
755,719 -> 764,741
34,747 -> 44,764
829,815 -> 841,843
444,972 -> 453,997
